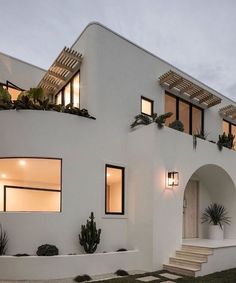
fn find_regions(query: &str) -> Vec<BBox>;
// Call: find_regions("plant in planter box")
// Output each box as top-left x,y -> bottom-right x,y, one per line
193,129 -> 209,150
0,224 -> 8,255
155,112 -> 173,129
130,112 -> 173,129
201,203 -> 230,240
169,120 -> 184,132
79,212 -> 101,254
217,132 -> 235,151
0,86 -> 13,110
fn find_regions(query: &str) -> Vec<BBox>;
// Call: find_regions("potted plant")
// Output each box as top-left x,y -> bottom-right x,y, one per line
201,203 -> 230,240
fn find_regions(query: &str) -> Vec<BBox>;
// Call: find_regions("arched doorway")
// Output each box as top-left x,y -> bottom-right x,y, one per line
183,164 -> 236,239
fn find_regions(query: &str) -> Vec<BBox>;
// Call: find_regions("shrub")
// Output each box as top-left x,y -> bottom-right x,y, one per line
36,244 -> 59,256
0,86 -> 11,103
74,274 -> 91,282
79,212 -> 101,254
169,120 -> 184,132
115,269 -> 129,276
217,132 -> 235,151
0,224 -> 8,255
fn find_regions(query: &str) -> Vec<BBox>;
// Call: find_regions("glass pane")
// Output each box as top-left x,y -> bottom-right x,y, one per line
56,92 -> 62,105
192,107 -> 202,135
64,83 -> 71,106
106,166 -> 124,214
231,124 -> 236,150
0,158 -> 61,212
141,98 -> 152,116
5,188 -> 60,212
223,120 -> 230,134
5,87 -> 21,100
73,73 -> 80,108
179,100 -> 190,134
165,94 -> 176,125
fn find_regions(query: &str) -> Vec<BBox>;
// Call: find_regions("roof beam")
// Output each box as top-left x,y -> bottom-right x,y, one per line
190,89 -> 205,99
168,78 -> 183,89
41,80 -> 60,89
54,62 -> 74,72
62,50 -> 82,62
48,71 -> 67,82
159,72 -> 174,84
199,93 -> 213,104
179,84 -> 193,94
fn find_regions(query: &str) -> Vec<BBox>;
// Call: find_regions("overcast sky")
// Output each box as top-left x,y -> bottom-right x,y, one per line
1,0 -> 236,99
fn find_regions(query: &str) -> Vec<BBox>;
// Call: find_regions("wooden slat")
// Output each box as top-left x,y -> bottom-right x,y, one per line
54,62 -> 74,73
48,71 -> 67,81
190,90 -> 204,99
169,78 -> 183,89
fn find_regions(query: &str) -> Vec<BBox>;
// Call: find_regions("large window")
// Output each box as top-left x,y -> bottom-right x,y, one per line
105,165 -> 125,215
141,96 -> 153,116
1,81 -> 23,101
55,72 -> 80,107
222,120 -> 236,150
165,92 -> 204,135
0,158 -> 62,212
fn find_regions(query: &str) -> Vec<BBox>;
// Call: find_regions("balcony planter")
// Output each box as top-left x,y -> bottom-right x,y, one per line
208,224 -> 224,240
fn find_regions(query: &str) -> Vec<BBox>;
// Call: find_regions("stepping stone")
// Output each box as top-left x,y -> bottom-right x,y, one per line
136,276 -> 160,282
160,273 -> 182,280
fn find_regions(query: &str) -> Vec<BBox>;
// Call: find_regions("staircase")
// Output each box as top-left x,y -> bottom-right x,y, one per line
163,244 -> 213,277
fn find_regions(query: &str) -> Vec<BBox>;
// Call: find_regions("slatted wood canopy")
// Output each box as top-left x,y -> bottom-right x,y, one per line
159,70 -> 222,108
219,105 -> 236,120
38,47 -> 82,95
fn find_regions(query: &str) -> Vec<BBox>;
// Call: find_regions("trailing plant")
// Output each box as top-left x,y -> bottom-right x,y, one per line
0,224 -> 8,255
74,274 -> 91,282
155,112 -> 173,129
79,212 -> 101,254
201,203 -> 230,229
217,132 -> 235,151
193,129 -> 209,150
36,244 -> 59,256
130,112 -> 172,129
115,269 -> 129,276
169,120 -> 184,132
63,104 -> 96,119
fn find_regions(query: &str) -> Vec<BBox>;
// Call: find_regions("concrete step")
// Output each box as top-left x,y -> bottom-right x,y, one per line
170,257 -> 202,269
181,244 -> 213,255
163,263 -> 199,277
176,250 -> 208,262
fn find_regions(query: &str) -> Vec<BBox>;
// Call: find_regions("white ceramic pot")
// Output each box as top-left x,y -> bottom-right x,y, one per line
208,224 -> 224,240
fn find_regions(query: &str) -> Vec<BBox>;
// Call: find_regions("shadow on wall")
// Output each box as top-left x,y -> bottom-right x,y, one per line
183,164 -> 236,239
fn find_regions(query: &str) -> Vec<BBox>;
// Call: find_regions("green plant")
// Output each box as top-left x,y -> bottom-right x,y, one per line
0,224 -> 8,255
193,129 -> 209,150
217,132 -> 235,151
36,244 -> 59,256
0,86 -> 11,103
169,120 -> 184,132
155,112 -> 173,129
74,274 -> 91,282
79,212 -> 101,254
201,203 -> 230,229
130,114 -> 153,128
115,269 -> 129,276
64,104 -> 96,119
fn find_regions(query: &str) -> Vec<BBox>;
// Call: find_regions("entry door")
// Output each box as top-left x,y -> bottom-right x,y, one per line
183,180 -> 199,238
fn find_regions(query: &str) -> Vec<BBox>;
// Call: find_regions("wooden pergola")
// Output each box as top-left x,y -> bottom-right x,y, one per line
38,47 -> 82,95
219,105 -> 236,120
159,70 -> 222,108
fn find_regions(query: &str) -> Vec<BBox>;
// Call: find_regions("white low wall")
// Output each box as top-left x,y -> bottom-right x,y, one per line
0,250 -> 140,280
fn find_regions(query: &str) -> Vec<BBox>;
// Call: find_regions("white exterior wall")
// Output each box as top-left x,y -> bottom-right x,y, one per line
1,22 -> 236,277
0,52 -> 45,89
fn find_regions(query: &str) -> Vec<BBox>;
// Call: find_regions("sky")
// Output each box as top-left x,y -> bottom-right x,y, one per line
1,0 -> 236,99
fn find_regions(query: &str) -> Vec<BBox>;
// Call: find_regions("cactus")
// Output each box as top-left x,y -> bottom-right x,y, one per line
79,212 -> 101,254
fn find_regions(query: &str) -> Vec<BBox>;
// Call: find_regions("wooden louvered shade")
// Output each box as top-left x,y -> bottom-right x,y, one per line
219,105 -> 236,120
159,70 -> 221,108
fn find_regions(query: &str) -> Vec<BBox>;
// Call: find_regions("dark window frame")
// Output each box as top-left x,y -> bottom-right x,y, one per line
55,71 -> 80,107
165,92 -> 204,135
0,157 -> 62,213
223,119 -> 236,134
105,164 -> 125,215
141,96 -> 154,117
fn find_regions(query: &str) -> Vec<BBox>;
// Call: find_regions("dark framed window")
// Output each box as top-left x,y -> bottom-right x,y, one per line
223,120 -> 236,150
165,92 -> 204,135
141,96 -> 154,116
0,157 -> 62,212
55,71 -> 80,108
0,81 -> 24,101
105,164 -> 125,215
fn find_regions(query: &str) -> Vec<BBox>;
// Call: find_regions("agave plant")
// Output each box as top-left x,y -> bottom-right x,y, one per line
169,120 -> 184,132
217,132 -> 235,151
193,129 -> 209,150
130,112 -> 172,129
201,203 -> 231,229
155,112 -> 173,129
0,224 -> 8,255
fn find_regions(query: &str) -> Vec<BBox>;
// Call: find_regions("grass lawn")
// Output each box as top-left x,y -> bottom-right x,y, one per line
91,268 -> 236,283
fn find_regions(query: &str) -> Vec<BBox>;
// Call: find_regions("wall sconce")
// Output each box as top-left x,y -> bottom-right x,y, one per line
167,171 -> 179,188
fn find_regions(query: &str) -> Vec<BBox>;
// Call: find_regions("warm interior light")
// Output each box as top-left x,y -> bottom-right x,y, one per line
19,160 -> 26,166
1,174 -> 6,179
167,171 -> 179,187
107,173 -> 111,177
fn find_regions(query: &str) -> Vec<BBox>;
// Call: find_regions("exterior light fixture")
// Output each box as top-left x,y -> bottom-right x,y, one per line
167,171 -> 179,187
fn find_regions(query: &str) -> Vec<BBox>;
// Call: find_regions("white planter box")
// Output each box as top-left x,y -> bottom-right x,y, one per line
208,224 -> 224,240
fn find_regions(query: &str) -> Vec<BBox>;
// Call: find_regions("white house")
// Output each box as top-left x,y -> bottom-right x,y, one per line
0,22 -> 236,279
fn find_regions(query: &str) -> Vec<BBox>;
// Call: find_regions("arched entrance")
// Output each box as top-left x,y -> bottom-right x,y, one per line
183,164 -> 236,239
